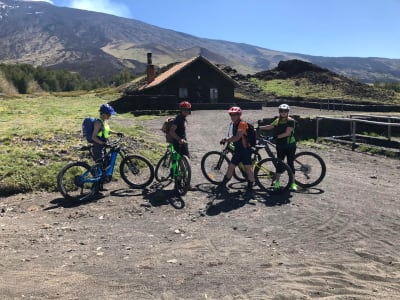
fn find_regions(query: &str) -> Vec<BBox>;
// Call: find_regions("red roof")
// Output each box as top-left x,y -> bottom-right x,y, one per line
139,56 -> 238,90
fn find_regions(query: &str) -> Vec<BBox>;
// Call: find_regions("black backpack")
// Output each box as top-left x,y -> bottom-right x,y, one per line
245,122 -> 257,147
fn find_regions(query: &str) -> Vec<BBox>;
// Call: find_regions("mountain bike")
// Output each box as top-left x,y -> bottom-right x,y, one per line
233,133 -> 327,189
201,138 -> 293,194
256,134 -> 326,188
154,143 -> 191,197
57,137 -> 154,202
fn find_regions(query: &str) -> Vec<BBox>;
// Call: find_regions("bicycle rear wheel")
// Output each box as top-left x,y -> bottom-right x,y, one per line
294,151 -> 326,188
155,152 -> 172,182
174,155 -> 191,196
255,158 -> 293,194
200,151 -> 230,184
120,155 -> 154,188
57,161 -> 98,201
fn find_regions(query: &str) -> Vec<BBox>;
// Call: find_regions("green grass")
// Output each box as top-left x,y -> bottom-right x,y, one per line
0,92 -> 162,196
252,78 -> 400,103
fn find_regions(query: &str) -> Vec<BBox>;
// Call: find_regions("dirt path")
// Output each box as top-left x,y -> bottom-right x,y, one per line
1,107 -> 399,299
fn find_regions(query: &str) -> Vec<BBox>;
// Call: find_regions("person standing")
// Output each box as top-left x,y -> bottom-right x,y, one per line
91,103 -> 123,164
217,106 -> 255,194
168,101 -> 191,157
259,104 -> 298,191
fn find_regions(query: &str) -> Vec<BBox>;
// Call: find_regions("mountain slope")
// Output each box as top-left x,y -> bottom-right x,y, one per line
0,0 -> 399,82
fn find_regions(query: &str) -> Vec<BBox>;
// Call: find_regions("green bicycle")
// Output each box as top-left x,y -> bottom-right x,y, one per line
154,143 -> 192,197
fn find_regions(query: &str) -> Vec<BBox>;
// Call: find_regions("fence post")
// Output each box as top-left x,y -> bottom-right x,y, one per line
351,120 -> 356,151
388,118 -> 392,141
316,118 -> 320,142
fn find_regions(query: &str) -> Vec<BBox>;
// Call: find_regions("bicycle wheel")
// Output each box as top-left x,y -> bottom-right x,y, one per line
294,151 -> 326,188
174,155 -> 191,196
201,151 -> 230,184
155,152 -> 172,182
120,155 -> 154,188
254,158 -> 293,194
57,161 -> 98,201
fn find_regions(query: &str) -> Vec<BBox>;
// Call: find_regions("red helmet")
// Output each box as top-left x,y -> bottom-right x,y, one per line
228,106 -> 242,115
179,101 -> 191,109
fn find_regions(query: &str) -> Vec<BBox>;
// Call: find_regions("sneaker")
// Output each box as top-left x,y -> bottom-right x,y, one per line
290,183 -> 298,191
273,181 -> 281,190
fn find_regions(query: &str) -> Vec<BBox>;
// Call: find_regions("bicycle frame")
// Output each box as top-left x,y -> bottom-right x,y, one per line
169,143 -> 182,178
78,141 -> 121,186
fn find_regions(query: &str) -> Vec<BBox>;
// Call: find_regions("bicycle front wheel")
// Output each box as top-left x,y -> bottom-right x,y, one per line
201,151 -> 230,184
155,152 -> 172,182
57,161 -> 97,201
294,151 -> 326,188
120,155 -> 154,188
174,155 -> 191,196
255,158 -> 293,194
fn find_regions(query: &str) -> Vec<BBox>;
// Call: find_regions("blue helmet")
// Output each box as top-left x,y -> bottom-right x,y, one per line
99,103 -> 116,115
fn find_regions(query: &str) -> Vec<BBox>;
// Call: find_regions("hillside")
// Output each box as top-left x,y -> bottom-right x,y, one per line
221,60 -> 400,103
0,0 -> 399,82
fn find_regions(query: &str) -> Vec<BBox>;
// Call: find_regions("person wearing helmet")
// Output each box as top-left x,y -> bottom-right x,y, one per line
91,103 -> 123,171
259,104 -> 298,191
168,101 -> 192,157
217,106 -> 255,195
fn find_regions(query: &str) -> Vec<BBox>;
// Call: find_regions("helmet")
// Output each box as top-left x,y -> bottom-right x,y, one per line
179,101 -> 191,109
228,106 -> 242,115
100,103 -> 116,115
278,104 -> 290,111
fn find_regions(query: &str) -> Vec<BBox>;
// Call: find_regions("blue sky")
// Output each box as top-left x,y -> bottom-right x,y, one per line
39,0 -> 400,59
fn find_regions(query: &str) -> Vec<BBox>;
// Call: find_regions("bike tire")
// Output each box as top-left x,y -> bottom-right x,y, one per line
155,152 -> 172,182
174,155 -> 191,196
294,151 -> 326,188
254,158 -> 293,194
200,151 -> 230,184
57,161 -> 98,201
119,155 -> 155,188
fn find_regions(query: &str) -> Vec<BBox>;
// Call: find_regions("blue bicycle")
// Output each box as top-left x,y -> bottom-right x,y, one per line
57,137 -> 154,201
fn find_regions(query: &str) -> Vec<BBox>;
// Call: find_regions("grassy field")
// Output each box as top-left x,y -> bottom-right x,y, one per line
0,90 -> 163,196
252,78 -> 400,103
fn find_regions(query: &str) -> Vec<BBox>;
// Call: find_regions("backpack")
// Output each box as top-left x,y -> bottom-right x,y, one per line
244,122 -> 257,147
82,117 -> 103,143
161,117 -> 175,143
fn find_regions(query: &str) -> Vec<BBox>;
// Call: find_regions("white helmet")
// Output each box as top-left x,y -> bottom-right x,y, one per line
278,104 -> 290,111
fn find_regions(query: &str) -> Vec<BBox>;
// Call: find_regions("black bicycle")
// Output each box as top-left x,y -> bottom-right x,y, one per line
57,137 -> 154,202
201,138 -> 294,194
257,134 -> 326,188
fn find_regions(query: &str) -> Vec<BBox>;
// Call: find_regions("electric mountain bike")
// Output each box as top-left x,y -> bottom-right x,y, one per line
57,137 -> 154,202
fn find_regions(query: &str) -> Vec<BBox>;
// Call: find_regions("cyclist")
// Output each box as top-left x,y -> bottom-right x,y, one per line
168,100 -> 196,191
91,103 -> 123,165
217,106 -> 255,194
259,104 -> 298,191
168,100 -> 191,158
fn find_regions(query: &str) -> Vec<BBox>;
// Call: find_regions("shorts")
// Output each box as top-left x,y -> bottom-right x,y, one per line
230,147 -> 252,166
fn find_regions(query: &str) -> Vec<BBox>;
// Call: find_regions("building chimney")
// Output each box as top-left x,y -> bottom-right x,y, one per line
146,53 -> 155,84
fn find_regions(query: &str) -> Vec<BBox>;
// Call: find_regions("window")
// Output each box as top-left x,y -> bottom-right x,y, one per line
210,88 -> 218,103
179,88 -> 188,98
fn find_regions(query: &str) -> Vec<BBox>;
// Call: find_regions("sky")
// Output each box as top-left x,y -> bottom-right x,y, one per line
34,0 -> 400,59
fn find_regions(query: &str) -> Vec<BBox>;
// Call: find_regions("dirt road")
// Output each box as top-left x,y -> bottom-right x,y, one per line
1,107 -> 399,299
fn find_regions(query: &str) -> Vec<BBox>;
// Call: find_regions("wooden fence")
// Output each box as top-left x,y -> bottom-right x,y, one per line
316,115 -> 400,150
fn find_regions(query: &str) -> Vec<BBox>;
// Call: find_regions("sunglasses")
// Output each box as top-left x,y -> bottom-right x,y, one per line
279,109 -> 289,113
229,113 -> 240,116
